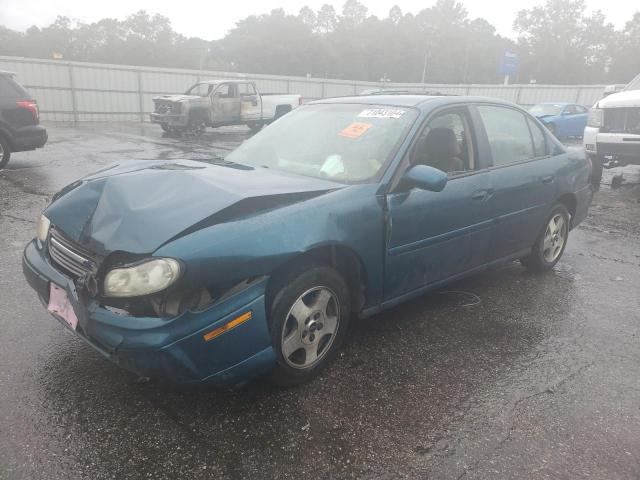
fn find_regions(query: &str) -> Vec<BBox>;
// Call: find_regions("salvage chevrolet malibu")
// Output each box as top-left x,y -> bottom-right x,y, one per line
23,95 -> 593,388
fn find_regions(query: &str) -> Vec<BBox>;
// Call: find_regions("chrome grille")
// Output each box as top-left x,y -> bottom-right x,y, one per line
48,229 -> 96,278
603,107 -> 640,134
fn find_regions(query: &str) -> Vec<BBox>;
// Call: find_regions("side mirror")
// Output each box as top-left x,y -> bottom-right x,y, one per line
399,165 -> 448,192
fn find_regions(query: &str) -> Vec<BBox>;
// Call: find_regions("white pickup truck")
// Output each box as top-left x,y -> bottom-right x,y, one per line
584,73 -> 640,184
151,80 -> 301,133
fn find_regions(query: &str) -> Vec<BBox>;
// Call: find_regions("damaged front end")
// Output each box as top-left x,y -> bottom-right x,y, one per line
24,229 -> 276,386
22,159 -> 343,386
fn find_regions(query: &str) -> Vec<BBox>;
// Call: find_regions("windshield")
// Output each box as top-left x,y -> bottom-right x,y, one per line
529,104 -> 563,116
185,82 -> 213,97
624,73 -> 640,92
225,103 -> 418,183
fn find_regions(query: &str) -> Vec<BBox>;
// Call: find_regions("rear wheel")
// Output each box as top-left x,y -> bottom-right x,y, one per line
521,204 -> 570,272
274,105 -> 292,121
0,135 -> 11,170
246,121 -> 264,133
268,265 -> 351,386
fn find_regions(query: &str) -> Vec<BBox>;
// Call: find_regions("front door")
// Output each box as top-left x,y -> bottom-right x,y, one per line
239,82 -> 262,122
212,83 -> 241,124
384,107 -> 494,300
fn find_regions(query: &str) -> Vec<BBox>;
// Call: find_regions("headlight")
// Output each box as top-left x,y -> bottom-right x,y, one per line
36,214 -> 50,244
587,108 -> 603,127
103,258 -> 181,297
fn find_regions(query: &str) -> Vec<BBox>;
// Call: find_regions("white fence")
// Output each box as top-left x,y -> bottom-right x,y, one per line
0,56 -> 607,122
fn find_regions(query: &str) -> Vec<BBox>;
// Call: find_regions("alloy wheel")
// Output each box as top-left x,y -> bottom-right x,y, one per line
280,286 -> 340,369
543,213 -> 567,262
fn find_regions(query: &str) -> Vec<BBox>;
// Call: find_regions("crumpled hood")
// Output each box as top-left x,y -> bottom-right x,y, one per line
44,160 -> 342,256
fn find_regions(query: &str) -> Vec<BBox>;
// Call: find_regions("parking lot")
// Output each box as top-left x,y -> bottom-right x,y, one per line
1,123 -> 639,479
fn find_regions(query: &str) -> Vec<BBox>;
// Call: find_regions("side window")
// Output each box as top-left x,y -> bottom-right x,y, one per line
239,83 -> 256,95
575,105 -> 587,114
564,105 -> 577,115
527,117 -> 548,157
477,105 -> 535,167
0,76 -> 21,97
215,84 -> 231,98
410,109 -> 475,175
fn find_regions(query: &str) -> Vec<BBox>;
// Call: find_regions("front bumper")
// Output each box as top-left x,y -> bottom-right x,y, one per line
583,128 -> 640,164
149,112 -> 188,127
22,239 -> 276,387
12,125 -> 48,151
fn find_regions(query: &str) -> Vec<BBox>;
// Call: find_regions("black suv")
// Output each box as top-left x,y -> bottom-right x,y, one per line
0,71 -> 47,169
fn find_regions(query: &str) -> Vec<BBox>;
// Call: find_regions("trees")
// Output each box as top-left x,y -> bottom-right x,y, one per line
513,0 -> 619,84
609,13 -> 640,83
0,2 -> 637,84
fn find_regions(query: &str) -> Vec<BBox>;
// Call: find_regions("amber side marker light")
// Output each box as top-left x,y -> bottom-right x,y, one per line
203,311 -> 252,342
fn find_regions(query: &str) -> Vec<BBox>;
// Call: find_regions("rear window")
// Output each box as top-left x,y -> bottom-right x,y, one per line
0,75 -> 28,98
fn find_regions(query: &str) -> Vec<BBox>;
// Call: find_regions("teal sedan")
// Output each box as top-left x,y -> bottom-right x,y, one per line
23,95 -> 593,388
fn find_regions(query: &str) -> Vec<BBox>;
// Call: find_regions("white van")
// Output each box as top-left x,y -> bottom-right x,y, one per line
584,73 -> 640,184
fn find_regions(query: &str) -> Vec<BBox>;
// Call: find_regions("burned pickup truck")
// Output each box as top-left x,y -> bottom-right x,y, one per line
151,79 -> 301,133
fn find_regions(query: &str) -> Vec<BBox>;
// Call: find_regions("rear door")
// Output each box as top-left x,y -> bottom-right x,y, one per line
475,104 -> 557,260
239,83 -> 262,122
384,106 -> 494,300
211,83 -> 241,124
561,104 -> 580,136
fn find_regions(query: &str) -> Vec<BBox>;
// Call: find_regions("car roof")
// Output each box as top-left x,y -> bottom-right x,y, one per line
534,102 -> 573,106
0,70 -> 16,77
310,94 -> 521,111
196,79 -> 250,85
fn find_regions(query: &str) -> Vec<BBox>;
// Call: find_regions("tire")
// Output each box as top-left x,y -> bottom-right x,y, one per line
160,123 -> 171,132
246,121 -> 263,133
0,134 -> 11,170
268,265 -> 351,387
274,106 -> 291,120
521,203 -> 570,272
589,154 -> 604,189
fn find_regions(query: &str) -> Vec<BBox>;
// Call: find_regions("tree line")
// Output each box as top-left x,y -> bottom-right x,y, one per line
0,0 -> 638,85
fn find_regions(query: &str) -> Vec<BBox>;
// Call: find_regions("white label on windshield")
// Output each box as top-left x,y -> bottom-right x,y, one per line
358,108 -> 406,119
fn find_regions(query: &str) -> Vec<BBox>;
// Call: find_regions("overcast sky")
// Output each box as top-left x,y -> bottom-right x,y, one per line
0,0 -> 635,40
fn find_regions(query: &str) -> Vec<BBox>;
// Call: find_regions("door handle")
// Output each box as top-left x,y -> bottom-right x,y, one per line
471,188 -> 495,201
542,175 -> 554,184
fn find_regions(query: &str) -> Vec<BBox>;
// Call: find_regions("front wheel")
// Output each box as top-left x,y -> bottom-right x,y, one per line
521,204 -> 570,272
268,266 -> 351,386
589,154 -> 604,189
0,135 -> 11,169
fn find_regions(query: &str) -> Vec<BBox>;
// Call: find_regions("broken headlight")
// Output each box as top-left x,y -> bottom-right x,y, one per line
36,214 -> 50,245
103,258 -> 181,298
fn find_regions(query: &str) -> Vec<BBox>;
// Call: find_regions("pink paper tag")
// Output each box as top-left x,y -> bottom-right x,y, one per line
47,284 -> 79,330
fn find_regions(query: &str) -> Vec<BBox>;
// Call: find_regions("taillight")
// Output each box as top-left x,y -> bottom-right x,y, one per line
16,100 -> 39,121
299,97 -> 303,106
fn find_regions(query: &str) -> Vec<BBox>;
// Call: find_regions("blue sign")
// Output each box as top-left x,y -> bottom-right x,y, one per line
500,51 -> 519,76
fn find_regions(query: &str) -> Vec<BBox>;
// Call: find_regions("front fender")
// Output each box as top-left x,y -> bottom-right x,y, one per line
154,184 -> 386,309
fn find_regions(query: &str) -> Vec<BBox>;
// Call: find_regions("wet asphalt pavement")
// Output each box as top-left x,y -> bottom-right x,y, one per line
1,123 -> 639,480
